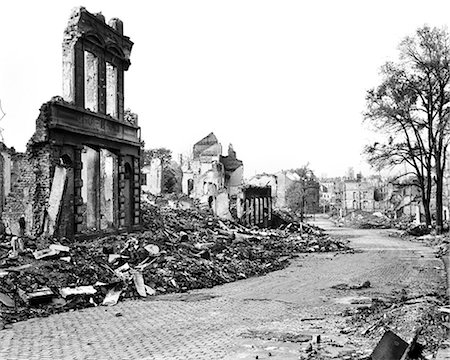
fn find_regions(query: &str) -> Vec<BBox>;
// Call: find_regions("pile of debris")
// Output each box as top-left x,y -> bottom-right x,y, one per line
338,211 -> 392,229
343,292 -> 449,359
0,202 -> 350,326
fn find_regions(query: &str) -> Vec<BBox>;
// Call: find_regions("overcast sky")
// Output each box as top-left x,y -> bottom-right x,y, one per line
1,1 -> 450,178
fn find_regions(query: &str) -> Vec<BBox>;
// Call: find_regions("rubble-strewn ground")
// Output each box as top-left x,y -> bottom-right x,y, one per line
334,210 -> 393,229
0,215 -> 447,360
0,202 -> 349,326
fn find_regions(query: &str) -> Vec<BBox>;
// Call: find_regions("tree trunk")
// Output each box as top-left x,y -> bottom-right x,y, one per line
300,196 -> 305,223
419,177 -> 432,226
436,164 -> 444,234
423,197 -> 432,226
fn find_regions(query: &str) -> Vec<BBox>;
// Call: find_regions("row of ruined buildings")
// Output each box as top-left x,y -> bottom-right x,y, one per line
319,174 -> 450,223
142,132 -> 321,226
0,6 -> 314,239
142,132 -> 274,228
4,6 -> 431,240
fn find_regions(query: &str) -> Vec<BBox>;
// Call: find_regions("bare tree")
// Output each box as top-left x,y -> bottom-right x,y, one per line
364,26 -> 450,232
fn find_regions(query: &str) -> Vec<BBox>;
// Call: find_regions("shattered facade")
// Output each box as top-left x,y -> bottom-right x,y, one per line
142,158 -> 163,195
1,7 -> 141,237
181,133 -> 243,219
333,176 -> 392,216
240,186 -> 272,227
248,172 -> 298,209
248,171 -> 320,213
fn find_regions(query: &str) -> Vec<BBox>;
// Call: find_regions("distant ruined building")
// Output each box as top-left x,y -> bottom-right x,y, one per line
0,7 -> 141,237
181,133 -> 244,219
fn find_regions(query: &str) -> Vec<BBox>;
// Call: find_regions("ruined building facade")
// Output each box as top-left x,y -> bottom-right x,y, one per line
181,133 -> 244,219
1,7 -> 141,237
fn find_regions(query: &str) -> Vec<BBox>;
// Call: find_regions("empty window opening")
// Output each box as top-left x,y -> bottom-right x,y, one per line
123,162 -> 133,228
124,163 -> 132,180
187,179 -> 194,195
81,146 -> 100,231
141,173 -> 147,186
106,62 -> 118,118
255,198 -> 260,224
60,154 -> 73,168
100,149 -> 116,230
84,51 -> 98,112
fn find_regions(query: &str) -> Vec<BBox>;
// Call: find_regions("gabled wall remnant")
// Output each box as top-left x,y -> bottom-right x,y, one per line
1,7 -> 141,238
181,133 -> 244,219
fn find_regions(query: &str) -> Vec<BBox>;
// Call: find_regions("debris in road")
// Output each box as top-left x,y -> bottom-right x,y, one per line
242,329 -> 313,343
300,317 -> 325,322
132,270 -> 147,297
332,280 -> 371,290
108,254 -> 128,263
0,201 -> 350,325
10,236 -> 24,258
102,286 -> 122,306
33,248 -> 59,260
144,244 -> 160,256
49,244 -> 70,253
144,285 -> 156,296
0,292 -> 14,307
60,286 -> 97,299
338,210 -> 392,229
370,330 -> 409,360
19,287 -> 55,305
370,328 -> 425,360
406,224 -> 430,237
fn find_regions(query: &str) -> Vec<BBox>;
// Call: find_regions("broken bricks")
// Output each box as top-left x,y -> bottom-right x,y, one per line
33,244 -> 70,260
60,286 -> 97,299
0,197 -> 350,324
18,287 -> 55,306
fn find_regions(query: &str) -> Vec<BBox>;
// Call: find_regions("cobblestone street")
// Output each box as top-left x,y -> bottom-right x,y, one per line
0,216 -> 446,359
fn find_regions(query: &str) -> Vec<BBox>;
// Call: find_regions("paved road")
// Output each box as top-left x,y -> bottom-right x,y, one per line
0,216 -> 446,359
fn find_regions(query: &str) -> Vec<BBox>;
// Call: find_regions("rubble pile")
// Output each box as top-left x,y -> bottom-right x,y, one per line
0,203 -> 350,326
344,292 -> 448,358
338,210 -> 392,229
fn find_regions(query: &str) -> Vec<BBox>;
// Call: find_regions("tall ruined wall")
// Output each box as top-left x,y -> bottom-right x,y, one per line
2,154 -> 34,235
1,7 -> 141,238
2,102 -> 56,236
28,102 -> 60,236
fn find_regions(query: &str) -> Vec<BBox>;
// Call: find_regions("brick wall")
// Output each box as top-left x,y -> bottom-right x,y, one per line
3,153 -> 34,235
2,102 -> 56,236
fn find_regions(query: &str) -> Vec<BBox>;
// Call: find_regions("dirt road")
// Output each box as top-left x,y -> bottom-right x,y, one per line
0,215 -> 446,359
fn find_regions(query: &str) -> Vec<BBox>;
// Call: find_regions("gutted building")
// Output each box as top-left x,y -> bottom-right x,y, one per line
181,133 -> 244,218
239,186 -> 272,228
2,7 -> 141,237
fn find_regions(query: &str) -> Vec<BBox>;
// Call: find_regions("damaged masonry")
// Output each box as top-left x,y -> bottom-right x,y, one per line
0,7 -> 141,238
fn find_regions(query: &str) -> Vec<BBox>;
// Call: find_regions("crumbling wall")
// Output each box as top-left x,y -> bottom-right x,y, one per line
225,165 -> 244,196
2,7 -> 140,238
0,146 -> 13,212
240,186 -> 272,227
1,105 -> 58,237
2,154 -> 34,235
142,158 -> 163,195
215,191 -> 232,220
